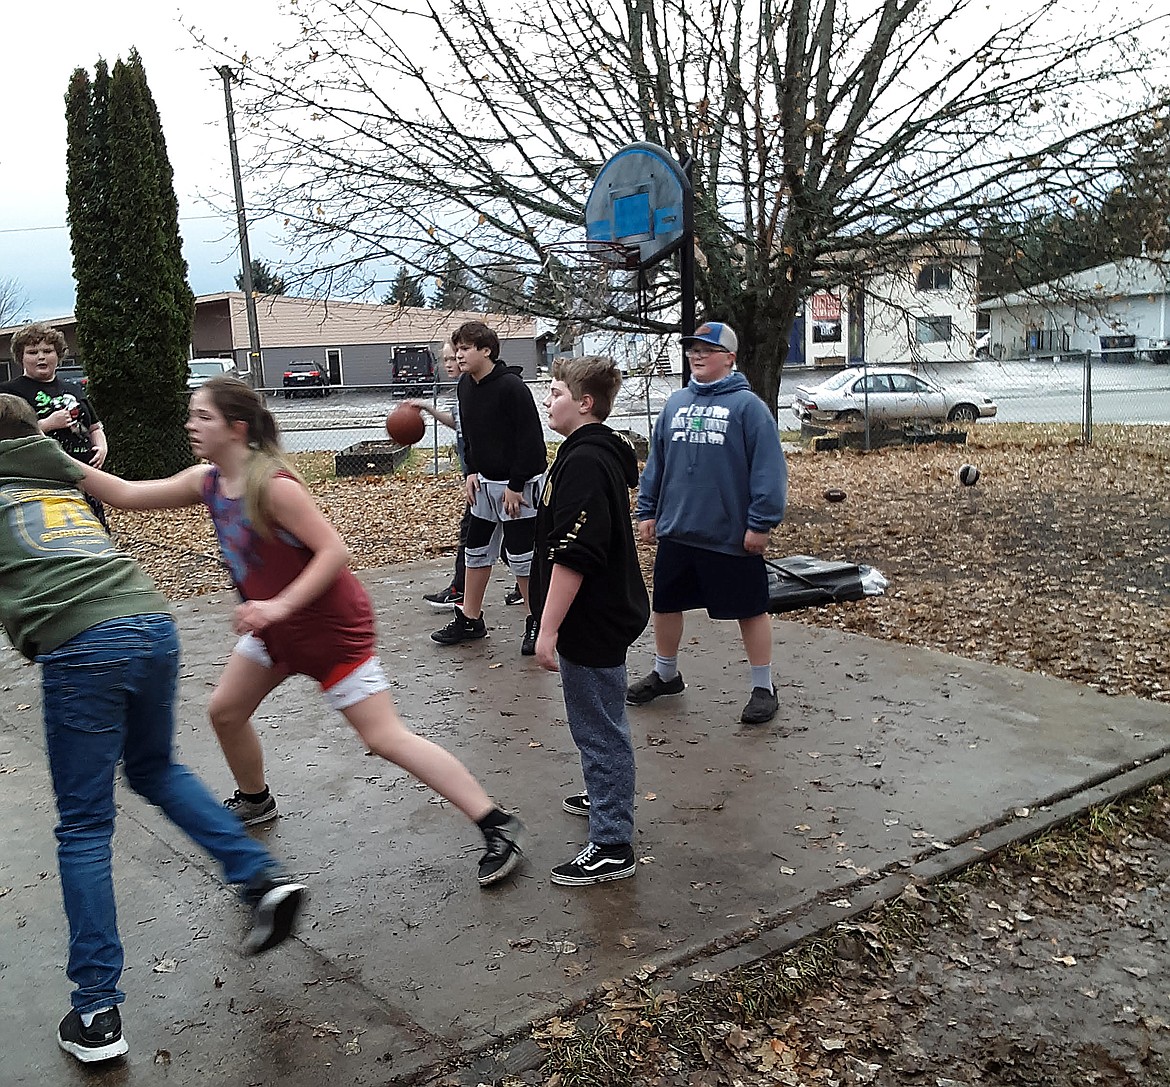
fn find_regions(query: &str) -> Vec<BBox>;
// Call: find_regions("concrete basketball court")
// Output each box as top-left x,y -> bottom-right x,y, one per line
2,557 -> 1169,1086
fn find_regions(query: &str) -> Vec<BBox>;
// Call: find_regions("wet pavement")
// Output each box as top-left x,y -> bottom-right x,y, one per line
3,557 -> 1170,1085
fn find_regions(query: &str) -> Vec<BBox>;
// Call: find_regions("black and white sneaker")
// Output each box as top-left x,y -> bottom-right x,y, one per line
562,793 -> 590,818
431,606 -> 488,645
521,614 -> 539,656
57,1007 -> 128,1063
242,876 -> 307,955
551,842 -> 636,886
504,585 -> 524,606
478,814 -> 525,886
224,789 -> 278,827
423,585 -> 464,609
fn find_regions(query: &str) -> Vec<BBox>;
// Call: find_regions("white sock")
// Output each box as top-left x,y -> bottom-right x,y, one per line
81,1007 -> 113,1027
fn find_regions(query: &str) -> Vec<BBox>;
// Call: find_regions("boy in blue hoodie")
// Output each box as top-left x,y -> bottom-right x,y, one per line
530,357 -> 649,884
629,322 -> 788,725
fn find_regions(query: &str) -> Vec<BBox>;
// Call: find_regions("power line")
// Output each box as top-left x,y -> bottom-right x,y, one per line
0,213 -> 228,236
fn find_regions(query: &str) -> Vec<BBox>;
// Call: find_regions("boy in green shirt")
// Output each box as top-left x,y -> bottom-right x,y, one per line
0,394 -> 304,1065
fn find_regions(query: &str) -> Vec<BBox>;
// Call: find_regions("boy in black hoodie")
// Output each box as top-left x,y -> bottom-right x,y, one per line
530,357 -> 650,885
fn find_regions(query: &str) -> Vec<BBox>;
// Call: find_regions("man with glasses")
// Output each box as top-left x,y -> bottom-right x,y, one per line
627,322 -> 788,725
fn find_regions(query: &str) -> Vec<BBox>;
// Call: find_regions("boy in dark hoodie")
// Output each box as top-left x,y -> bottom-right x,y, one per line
529,357 -> 650,885
0,394 -> 304,1066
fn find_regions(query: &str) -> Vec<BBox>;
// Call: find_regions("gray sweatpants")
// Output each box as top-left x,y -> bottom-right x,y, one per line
559,658 -> 635,846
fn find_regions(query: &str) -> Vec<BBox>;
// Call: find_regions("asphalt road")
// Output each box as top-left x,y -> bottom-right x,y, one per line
267,359 -> 1170,453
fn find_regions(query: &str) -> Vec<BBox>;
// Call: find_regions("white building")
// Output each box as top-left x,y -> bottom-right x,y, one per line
544,238 -> 982,373
980,255 -> 1170,360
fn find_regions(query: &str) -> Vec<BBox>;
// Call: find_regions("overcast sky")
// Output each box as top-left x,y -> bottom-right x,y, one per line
1,1 -> 297,322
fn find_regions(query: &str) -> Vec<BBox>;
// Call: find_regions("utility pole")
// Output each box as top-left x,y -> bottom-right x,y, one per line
217,66 -> 262,388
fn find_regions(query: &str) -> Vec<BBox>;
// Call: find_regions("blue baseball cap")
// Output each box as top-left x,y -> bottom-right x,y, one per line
681,322 -> 738,353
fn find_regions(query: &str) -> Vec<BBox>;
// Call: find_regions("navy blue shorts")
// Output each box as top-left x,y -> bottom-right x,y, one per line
651,538 -> 769,620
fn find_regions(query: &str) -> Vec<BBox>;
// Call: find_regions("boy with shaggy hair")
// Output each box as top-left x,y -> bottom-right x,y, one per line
530,356 -> 649,885
0,394 -> 303,1065
431,320 -> 547,655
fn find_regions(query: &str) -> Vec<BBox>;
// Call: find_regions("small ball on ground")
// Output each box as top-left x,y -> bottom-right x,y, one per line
957,463 -> 980,486
823,487 -> 847,503
386,404 -> 426,445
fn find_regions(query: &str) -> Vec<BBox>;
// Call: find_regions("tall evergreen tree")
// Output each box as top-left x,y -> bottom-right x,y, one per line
433,253 -> 473,312
383,266 -> 427,307
65,51 -> 194,478
235,258 -> 287,295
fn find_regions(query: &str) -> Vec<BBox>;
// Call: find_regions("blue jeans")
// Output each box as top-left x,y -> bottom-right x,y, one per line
559,657 -> 635,846
40,614 -> 277,1016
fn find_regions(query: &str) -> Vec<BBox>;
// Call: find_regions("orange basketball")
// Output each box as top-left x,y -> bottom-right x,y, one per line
385,404 -> 426,445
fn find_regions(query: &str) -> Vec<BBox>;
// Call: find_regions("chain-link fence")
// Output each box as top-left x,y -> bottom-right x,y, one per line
130,358 -> 1170,472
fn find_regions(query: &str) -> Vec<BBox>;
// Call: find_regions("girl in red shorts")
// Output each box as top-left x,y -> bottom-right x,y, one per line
81,377 -> 522,887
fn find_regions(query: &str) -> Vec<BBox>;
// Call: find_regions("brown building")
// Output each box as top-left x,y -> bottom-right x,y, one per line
1,293 -> 540,387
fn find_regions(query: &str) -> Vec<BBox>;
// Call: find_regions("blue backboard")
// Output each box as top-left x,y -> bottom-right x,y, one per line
585,143 -> 690,270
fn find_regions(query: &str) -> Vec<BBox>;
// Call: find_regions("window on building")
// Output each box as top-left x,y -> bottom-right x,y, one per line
916,316 -> 953,344
916,264 -> 952,291
812,320 -> 842,343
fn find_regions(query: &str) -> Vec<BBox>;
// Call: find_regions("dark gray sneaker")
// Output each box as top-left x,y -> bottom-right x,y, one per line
740,686 -> 779,724
562,793 -> 590,817
224,790 -> 278,826
626,671 -> 685,705
478,814 -> 525,886
504,585 -> 524,606
57,1007 -> 128,1063
242,875 -> 307,955
431,606 -> 488,645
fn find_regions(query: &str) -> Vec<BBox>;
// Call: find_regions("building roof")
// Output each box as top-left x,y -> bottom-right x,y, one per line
981,255 -> 1170,311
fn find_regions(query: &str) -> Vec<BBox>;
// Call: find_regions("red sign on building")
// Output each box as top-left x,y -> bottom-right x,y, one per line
811,292 -> 842,321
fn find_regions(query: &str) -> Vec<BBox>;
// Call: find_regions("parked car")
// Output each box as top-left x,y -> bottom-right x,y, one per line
187,358 -> 239,390
791,367 -> 997,429
390,345 -> 435,397
282,360 -> 330,398
55,363 -> 88,390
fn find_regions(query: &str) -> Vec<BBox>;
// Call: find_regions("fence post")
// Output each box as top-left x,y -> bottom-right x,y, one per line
1081,349 -> 1093,446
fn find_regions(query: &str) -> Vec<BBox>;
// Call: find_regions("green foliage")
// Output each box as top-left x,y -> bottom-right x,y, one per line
433,253 -> 472,311
66,51 -> 195,478
235,258 -> 287,295
383,265 -> 427,307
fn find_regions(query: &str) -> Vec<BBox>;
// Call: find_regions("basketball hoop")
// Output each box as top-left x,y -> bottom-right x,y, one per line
541,238 -> 641,272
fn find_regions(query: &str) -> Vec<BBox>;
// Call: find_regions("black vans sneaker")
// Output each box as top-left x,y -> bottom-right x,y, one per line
478,814 -> 525,886
431,606 -> 488,645
521,614 -> 539,656
57,1007 -> 128,1063
551,842 -> 636,886
626,671 -> 685,705
562,793 -> 590,817
242,875 -> 307,955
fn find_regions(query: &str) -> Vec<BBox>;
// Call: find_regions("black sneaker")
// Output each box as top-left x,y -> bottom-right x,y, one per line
241,876 -> 307,955
521,614 -> 539,656
478,814 -> 525,886
423,585 -> 464,609
562,793 -> 590,818
626,671 -> 685,705
504,585 -> 524,606
431,606 -> 488,645
224,790 -> 278,827
57,1007 -> 128,1063
550,842 -> 636,886
741,686 -> 779,725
